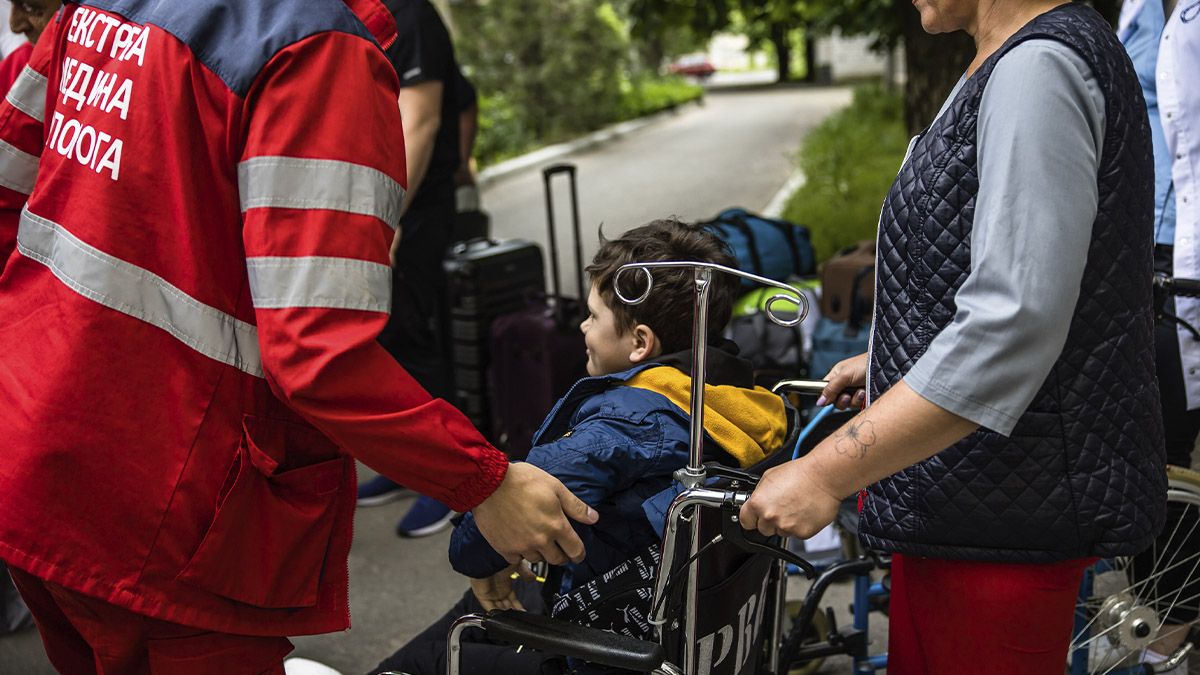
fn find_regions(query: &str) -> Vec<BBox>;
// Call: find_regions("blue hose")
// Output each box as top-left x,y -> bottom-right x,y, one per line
792,404 -> 835,460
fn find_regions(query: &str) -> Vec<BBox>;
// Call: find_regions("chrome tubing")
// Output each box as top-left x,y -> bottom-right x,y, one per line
771,379 -> 829,396
685,266 -> 712,485
649,486 -> 748,627
767,558 -> 788,674
447,614 -> 486,675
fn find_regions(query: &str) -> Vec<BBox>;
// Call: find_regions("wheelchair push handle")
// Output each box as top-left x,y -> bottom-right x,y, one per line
1156,273 -> 1200,299
720,500 -> 817,578
772,379 -> 829,397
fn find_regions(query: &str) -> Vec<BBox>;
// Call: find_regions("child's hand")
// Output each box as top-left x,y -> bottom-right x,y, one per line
469,563 -> 538,612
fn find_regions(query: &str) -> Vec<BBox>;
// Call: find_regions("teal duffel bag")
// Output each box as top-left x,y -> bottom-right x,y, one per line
702,208 -> 815,287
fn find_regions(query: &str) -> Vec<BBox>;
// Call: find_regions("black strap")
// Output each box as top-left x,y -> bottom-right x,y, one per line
847,266 -> 874,332
761,216 -> 805,277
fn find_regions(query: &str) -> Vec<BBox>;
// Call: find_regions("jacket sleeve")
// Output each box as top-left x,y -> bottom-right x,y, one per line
0,33 -> 53,272
449,412 -> 669,577
237,30 -> 506,512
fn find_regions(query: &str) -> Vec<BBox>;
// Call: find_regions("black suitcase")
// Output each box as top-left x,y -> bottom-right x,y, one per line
487,164 -> 588,458
444,238 -> 545,437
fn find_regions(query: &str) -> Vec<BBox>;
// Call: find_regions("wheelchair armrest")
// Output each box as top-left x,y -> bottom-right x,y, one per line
476,610 -> 666,672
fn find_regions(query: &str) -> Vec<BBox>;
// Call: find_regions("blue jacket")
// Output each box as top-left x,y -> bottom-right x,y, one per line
450,363 -> 690,587
450,350 -> 788,591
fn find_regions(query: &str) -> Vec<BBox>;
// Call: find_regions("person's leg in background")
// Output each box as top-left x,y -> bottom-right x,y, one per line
373,198 -> 460,537
0,561 -> 33,634
8,567 -> 292,674
887,554 -> 1093,675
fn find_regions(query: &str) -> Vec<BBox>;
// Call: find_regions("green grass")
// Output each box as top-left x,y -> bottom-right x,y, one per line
783,84 -> 908,263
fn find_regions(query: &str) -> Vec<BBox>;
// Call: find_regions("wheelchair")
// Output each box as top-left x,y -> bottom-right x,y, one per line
446,261 -> 889,675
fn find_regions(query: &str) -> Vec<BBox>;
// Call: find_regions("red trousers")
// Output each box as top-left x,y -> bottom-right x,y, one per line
9,568 -> 292,675
887,553 -> 1094,674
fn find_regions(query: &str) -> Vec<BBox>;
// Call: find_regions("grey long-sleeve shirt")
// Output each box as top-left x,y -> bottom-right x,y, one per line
898,39 -> 1106,435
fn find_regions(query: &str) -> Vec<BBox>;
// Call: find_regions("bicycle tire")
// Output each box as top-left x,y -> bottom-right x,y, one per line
1069,464 -> 1200,674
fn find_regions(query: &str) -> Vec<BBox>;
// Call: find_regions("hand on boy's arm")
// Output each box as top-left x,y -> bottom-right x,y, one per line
472,462 -> 599,566
470,563 -> 538,612
740,380 -> 978,538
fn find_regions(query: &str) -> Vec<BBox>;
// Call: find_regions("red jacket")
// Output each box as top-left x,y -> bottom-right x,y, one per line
0,0 -> 507,636
0,42 -> 33,97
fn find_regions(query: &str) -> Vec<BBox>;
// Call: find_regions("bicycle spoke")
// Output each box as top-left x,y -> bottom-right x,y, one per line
1073,479 -> 1200,674
1124,547 -> 1200,600
1147,513 -> 1200,604
1160,551 -> 1200,624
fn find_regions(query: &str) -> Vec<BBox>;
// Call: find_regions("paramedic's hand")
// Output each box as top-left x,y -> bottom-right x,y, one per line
470,563 -> 537,612
739,458 -> 841,539
819,353 -> 869,410
473,462 -> 599,566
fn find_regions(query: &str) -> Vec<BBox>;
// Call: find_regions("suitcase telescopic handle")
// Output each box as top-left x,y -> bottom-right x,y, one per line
542,163 -> 585,328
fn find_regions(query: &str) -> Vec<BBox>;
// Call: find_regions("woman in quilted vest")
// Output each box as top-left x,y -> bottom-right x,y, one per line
740,0 -> 1165,672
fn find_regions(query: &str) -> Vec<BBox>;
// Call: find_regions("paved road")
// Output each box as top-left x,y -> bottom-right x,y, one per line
481,84 -> 853,299
0,84 -> 855,675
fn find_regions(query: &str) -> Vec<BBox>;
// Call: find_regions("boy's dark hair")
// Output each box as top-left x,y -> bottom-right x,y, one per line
586,218 -> 738,355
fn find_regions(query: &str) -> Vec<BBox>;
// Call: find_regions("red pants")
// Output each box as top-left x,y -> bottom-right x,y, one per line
888,553 -> 1094,675
9,568 -> 292,675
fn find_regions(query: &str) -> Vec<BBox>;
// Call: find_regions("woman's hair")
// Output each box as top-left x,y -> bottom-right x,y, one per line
585,218 -> 738,354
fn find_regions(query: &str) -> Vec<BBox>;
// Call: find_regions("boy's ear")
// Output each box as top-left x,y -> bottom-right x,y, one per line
628,324 -> 661,364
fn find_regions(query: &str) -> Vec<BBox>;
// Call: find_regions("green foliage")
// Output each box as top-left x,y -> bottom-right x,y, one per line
617,76 -> 704,121
456,0 -> 627,142
456,1 -> 705,167
473,92 -> 534,167
783,84 -> 908,263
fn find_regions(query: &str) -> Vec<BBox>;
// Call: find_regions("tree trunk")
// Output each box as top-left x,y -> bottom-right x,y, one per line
899,1 -> 975,135
771,22 -> 792,82
802,25 -> 818,83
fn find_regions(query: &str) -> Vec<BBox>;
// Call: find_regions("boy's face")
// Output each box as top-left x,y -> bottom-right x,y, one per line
580,285 -> 639,377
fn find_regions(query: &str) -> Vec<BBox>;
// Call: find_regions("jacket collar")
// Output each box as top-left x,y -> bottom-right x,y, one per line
344,0 -> 398,50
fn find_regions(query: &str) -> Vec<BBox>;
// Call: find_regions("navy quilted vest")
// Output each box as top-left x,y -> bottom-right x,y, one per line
863,3 -> 1166,562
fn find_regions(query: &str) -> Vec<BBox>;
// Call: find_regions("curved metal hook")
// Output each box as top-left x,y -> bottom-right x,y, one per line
614,261 -> 809,327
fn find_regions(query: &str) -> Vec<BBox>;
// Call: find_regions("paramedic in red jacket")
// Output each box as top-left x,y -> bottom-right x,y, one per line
0,1 -> 597,672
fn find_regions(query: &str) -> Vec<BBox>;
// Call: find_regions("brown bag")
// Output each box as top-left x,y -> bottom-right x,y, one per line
819,240 -> 876,325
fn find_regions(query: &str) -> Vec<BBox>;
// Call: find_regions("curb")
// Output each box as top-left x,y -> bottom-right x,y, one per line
763,168 -> 807,218
477,100 -> 702,188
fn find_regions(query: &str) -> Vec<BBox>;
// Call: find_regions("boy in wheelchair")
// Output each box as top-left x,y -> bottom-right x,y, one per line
368,219 -> 792,675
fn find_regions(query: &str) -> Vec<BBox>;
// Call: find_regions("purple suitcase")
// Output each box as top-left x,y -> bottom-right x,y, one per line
487,164 -> 588,458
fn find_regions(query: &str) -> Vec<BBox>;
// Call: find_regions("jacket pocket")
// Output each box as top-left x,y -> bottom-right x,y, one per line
176,415 -> 347,609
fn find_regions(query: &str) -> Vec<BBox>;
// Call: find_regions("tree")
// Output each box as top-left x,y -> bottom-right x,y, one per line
454,0 -> 629,140
623,0 -> 812,81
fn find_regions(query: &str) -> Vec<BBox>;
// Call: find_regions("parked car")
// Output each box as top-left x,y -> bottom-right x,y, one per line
667,55 -> 716,80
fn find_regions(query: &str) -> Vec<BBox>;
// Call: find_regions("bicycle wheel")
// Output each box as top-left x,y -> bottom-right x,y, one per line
1069,465 -> 1200,675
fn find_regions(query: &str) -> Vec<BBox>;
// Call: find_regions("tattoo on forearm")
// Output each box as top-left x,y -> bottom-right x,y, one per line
834,420 -> 876,460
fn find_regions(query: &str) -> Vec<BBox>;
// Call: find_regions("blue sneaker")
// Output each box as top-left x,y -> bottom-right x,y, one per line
356,475 -> 410,507
396,496 -> 455,538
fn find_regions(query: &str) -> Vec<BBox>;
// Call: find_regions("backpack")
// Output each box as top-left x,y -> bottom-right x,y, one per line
725,281 -> 819,386
703,208 -> 816,288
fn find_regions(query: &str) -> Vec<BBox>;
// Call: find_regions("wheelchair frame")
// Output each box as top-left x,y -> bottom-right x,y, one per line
446,261 -> 884,675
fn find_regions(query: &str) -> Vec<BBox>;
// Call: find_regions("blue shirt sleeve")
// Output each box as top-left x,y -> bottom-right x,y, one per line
904,39 -> 1105,435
